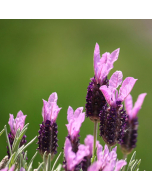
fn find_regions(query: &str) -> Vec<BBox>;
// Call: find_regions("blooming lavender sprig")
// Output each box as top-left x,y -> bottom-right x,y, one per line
99,71 -> 137,147
86,43 -> 120,122
88,144 -> 126,171
121,93 -> 147,155
7,111 -> 27,158
65,106 -> 85,153
63,138 -> 89,171
37,92 -> 61,158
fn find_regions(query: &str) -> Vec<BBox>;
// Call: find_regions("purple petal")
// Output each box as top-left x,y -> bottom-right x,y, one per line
20,167 -> 25,171
132,93 -> 147,119
100,52 -> 108,65
88,161 -> 101,171
8,114 -> 15,135
124,94 -> 133,116
0,167 -> 8,171
103,144 -> 109,157
114,160 -> 127,171
94,43 -> 101,73
9,165 -> 15,171
106,48 -> 120,72
48,92 -> 58,103
98,64 -> 109,83
74,107 -> 84,119
97,144 -> 103,161
110,48 -> 120,63
109,71 -> 123,89
42,93 -> 61,123
102,162 -> 115,171
64,138 -> 75,171
17,110 -> 24,117
42,99 -> 48,122
66,106 -> 85,140
118,77 -> 137,102
67,106 -> 74,123
75,144 -> 90,165
100,85 -> 112,105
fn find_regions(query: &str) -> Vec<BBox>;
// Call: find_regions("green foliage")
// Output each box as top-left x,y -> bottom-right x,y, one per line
0,129 -> 4,137
126,151 -> 141,171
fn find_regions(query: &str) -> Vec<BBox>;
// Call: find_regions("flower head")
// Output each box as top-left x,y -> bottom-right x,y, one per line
7,111 -> 27,158
88,144 -> 126,171
8,110 -> 27,136
100,71 -> 137,107
37,92 -> 61,157
85,44 -> 120,121
64,138 -> 89,171
94,43 -> 120,85
121,93 -> 147,154
42,92 -> 61,125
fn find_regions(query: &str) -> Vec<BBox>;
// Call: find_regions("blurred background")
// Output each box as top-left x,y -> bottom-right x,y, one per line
0,19 -> 151,171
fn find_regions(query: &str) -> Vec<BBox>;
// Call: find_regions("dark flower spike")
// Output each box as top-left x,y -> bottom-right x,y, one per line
37,92 -> 61,158
7,111 -> 27,158
121,93 -> 147,155
86,43 -> 120,122
99,71 -> 137,147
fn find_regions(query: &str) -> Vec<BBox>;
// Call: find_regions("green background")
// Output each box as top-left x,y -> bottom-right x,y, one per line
0,20 -> 151,171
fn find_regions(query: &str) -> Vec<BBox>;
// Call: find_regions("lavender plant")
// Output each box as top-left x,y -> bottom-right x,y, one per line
0,42 -> 146,171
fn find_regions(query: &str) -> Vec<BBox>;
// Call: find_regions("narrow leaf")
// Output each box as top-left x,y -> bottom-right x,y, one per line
52,152 -> 62,171
37,162 -> 44,171
4,125 -> 12,156
0,129 -> 4,136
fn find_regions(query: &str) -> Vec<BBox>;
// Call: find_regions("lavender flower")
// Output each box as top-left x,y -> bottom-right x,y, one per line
82,135 -> 99,171
66,106 -> 85,153
121,93 -> 147,154
63,138 -> 89,171
7,111 -> 27,158
86,43 -> 120,122
88,144 -> 126,171
37,92 -> 61,158
99,71 -> 137,147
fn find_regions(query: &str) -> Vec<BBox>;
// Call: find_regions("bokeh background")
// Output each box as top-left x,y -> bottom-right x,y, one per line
0,19 -> 151,171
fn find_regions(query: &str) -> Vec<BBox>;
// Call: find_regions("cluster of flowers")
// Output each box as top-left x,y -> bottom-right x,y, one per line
0,43 -> 146,171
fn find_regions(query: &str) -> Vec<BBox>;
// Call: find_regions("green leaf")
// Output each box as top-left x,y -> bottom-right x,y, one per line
27,151 -> 38,170
54,164 -> 62,171
132,159 -> 141,171
4,125 -> 12,156
0,129 -> 4,136
130,151 -> 136,163
27,161 -> 33,171
37,162 -> 44,171
12,127 -> 28,153
52,152 -> 62,171
6,152 -> 16,168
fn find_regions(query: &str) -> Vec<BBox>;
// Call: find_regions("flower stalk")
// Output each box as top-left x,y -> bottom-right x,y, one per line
92,120 -> 98,163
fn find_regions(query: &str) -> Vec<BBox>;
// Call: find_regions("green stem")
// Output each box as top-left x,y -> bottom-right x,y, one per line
92,120 -> 98,162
